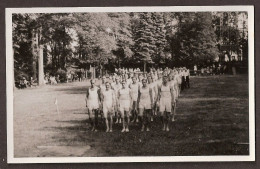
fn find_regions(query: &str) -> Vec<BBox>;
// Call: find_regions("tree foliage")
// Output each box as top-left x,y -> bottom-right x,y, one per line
12,11 -> 247,82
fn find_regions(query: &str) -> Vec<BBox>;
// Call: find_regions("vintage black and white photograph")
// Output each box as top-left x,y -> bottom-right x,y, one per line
6,6 -> 254,163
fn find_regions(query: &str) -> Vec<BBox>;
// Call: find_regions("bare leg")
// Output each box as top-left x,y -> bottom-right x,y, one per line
115,111 -> 119,123
136,109 -> 139,123
121,111 -> 126,132
139,108 -> 144,131
131,109 -> 135,123
166,112 -> 170,131
151,108 -> 154,122
105,117 -> 109,132
89,111 -> 95,131
146,109 -> 151,131
109,114 -> 113,132
94,110 -> 98,132
126,111 -> 130,132
119,113 -> 122,123
162,112 -> 166,131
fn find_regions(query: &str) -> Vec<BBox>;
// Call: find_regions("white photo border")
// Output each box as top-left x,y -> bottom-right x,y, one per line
6,6 -> 255,163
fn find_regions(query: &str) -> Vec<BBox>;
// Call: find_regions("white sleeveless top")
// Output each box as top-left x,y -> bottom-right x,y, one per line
130,82 -> 139,101
103,89 -> 113,103
140,86 -> 150,100
87,86 -> 99,102
119,87 -> 130,100
130,82 -> 139,94
160,84 -> 171,98
100,83 -> 106,93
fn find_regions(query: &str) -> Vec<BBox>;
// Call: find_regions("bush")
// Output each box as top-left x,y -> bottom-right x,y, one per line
87,71 -> 92,79
56,69 -> 67,83
14,70 -> 30,81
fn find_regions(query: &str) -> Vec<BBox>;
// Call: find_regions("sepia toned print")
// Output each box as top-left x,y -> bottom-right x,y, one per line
6,6 -> 254,163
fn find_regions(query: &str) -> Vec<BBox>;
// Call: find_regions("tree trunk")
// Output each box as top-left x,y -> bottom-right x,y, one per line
13,48 -> 17,90
144,61 -> 147,73
100,64 -> 102,77
38,27 -> 44,86
93,66 -> 96,79
31,29 -> 38,79
38,44 -> 44,85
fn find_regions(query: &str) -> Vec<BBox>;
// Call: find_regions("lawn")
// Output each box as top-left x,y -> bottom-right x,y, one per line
13,74 -> 249,157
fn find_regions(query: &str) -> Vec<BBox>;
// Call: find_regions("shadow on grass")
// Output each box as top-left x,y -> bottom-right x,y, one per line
43,75 -> 249,156
54,86 -> 88,95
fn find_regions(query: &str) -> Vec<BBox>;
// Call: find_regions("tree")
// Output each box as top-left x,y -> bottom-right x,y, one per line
212,12 -> 244,62
151,12 -> 168,67
73,13 -> 118,76
132,12 -> 157,71
108,12 -> 134,69
170,12 -> 219,68
12,13 -> 35,80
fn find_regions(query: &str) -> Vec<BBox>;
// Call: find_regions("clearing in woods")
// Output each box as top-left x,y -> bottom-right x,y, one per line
13,75 -> 249,157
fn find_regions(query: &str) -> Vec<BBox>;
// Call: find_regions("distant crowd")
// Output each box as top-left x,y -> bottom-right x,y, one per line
15,62 -> 238,89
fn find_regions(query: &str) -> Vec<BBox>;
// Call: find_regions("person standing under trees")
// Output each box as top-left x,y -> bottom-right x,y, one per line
170,74 -> 178,122
130,76 -> 139,123
181,68 -> 186,91
111,77 -> 122,124
148,75 -> 157,122
100,76 -> 107,93
176,69 -> 181,93
118,80 -> 132,132
85,79 -> 101,132
157,76 -> 175,132
101,82 -> 115,132
185,69 -> 190,88
138,78 -> 153,132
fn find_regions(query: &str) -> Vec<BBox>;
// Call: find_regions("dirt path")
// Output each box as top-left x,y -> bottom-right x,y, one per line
14,81 -> 93,157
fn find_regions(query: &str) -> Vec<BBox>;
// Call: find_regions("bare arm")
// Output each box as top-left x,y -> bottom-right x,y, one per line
153,85 -> 158,102
100,91 -> 104,104
97,88 -> 102,104
117,90 -> 120,101
174,83 -> 178,97
85,88 -> 89,106
157,85 -> 161,103
149,88 -> 153,105
112,91 -> 115,107
137,87 -> 141,107
170,86 -> 175,103
130,89 -> 133,102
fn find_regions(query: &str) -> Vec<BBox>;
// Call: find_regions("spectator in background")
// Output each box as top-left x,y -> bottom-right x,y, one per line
194,65 -> 197,76
209,66 -> 213,75
50,75 -> 57,85
44,75 -> 49,85
206,67 -> 210,75
29,77 -> 37,87
56,75 -> 60,83
185,69 -> 190,88
181,69 -> 186,91
201,68 -> 204,75
19,77 -> 28,89
78,71 -> 82,82
67,72 -> 72,82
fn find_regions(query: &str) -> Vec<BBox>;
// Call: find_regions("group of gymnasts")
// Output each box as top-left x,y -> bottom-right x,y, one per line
85,67 -> 190,133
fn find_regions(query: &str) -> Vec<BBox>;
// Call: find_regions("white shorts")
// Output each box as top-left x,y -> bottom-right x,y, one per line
87,100 -> 99,112
132,93 -> 138,102
159,97 -> 171,113
119,100 -> 130,113
139,99 -> 151,110
103,101 -> 113,118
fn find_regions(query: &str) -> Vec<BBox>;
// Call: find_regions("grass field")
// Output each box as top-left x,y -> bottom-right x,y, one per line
13,74 -> 249,157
